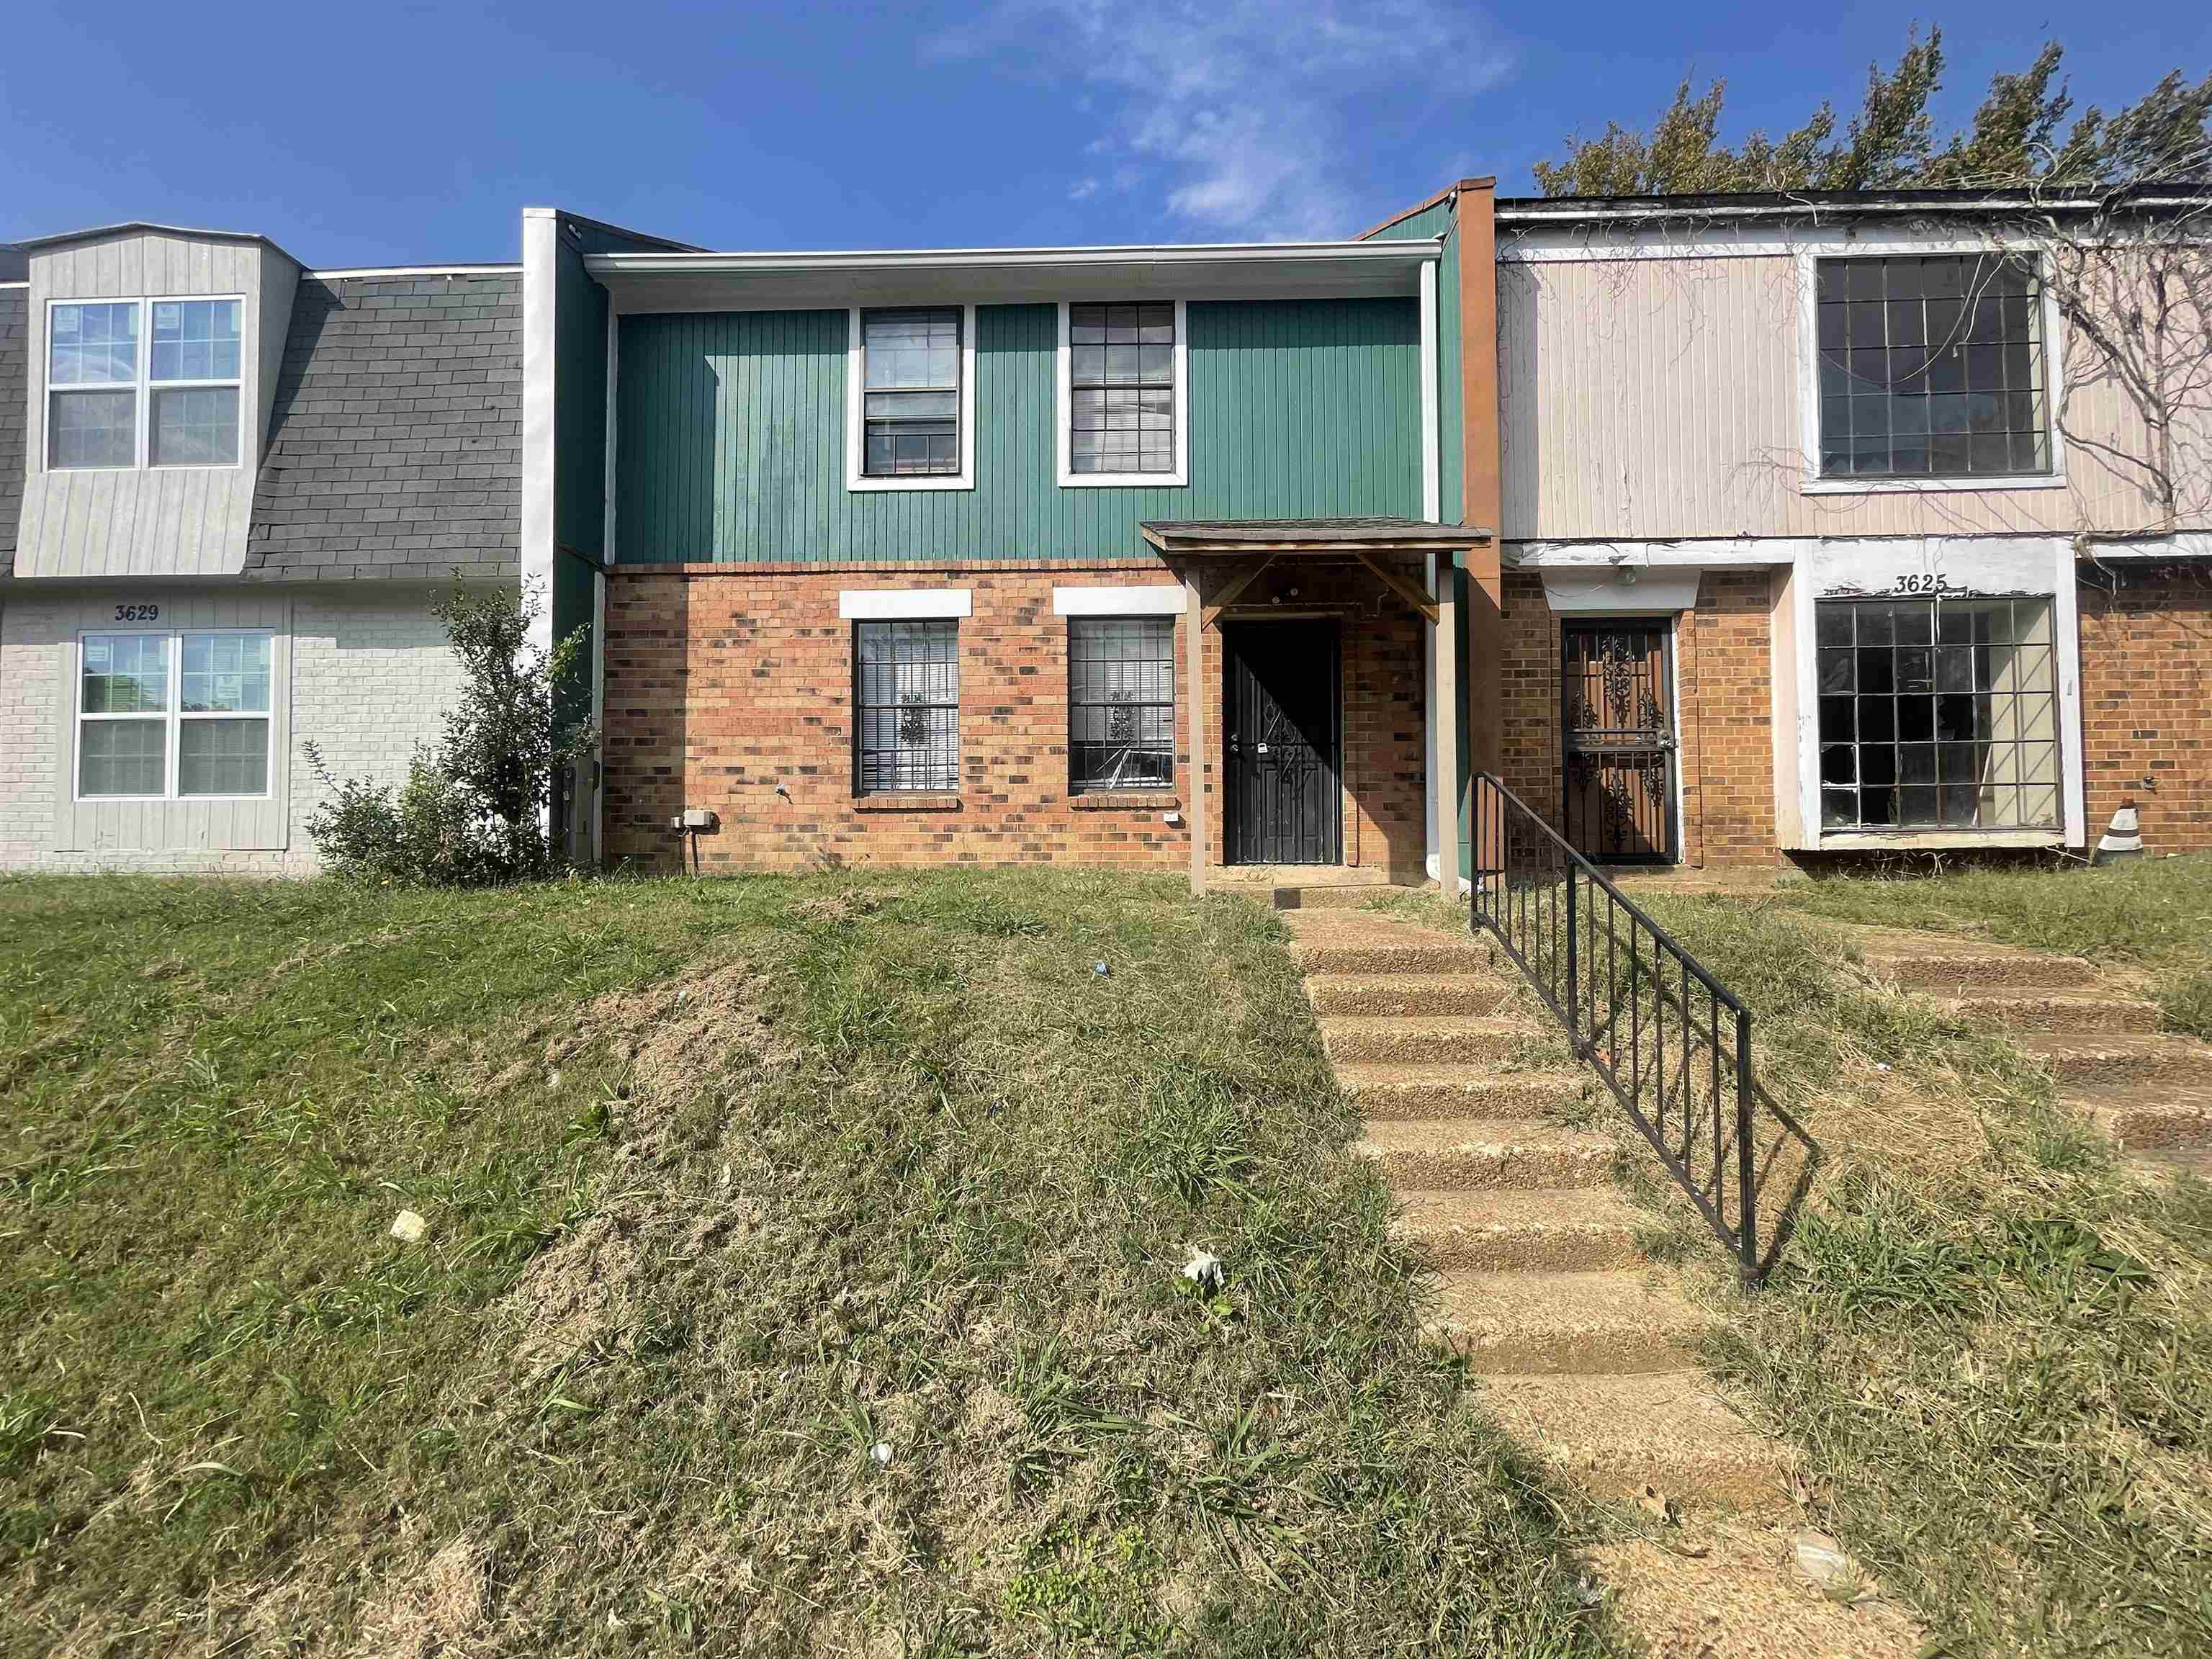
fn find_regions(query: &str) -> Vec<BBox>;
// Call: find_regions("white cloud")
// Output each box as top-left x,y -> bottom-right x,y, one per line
945,0 -> 1511,240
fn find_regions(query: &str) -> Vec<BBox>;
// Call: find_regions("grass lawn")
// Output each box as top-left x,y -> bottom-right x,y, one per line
1620,879 -> 2212,1658
1,871 -> 1608,1657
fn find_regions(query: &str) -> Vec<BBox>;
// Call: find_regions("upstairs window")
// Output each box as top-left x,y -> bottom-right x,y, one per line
46,297 -> 243,472
854,619 -> 960,793
150,300 -> 243,466
48,302 -> 139,469
1069,617 -> 1175,791
1815,597 -> 2059,834
1059,300 -> 1187,485
1815,256 -> 2050,481
860,308 -> 962,477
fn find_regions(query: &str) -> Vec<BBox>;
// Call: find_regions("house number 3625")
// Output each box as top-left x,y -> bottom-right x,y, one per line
114,603 -> 160,621
1891,573 -> 1954,595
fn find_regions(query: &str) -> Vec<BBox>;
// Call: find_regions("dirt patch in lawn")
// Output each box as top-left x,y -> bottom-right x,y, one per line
508,956 -> 786,1374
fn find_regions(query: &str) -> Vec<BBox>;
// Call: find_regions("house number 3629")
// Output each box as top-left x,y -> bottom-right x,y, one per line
114,603 -> 160,621
1891,573 -> 1954,595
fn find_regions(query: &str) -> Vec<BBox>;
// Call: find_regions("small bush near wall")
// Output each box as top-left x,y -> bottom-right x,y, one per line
305,585 -> 591,886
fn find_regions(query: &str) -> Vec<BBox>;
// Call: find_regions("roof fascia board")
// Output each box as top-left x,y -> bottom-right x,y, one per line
590,241 -> 1439,313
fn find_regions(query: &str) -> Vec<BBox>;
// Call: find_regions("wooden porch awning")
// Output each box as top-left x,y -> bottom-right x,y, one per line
1138,516 -> 1493,557
1153,518 -> 1478,902
1143,517 -> 1488,629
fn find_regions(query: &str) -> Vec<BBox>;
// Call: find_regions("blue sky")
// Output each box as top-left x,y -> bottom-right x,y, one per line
1,2 -> 2204,266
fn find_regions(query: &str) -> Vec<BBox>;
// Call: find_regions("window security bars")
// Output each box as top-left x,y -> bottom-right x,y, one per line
1069,617 -> 1174,790
862,308 -> 961,477
854,619 -> 959,793
1471,774 -> 1762,1284
1815,255 -> 2049,480
1815,597 -> 2060,832
1069,303 -> 1175,475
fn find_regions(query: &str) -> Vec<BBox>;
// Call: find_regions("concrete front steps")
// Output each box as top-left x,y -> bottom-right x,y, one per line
1850,922 -> 2212,1177
1280,901 -> 1797,1516
1278,899 -> 1922,1654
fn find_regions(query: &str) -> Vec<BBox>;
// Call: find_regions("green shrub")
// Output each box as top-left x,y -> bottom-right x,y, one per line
304,583 -> 591,886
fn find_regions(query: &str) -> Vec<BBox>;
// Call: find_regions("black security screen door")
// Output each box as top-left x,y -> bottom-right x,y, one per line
1561,620 -> 1677,864
1224,621 -> 1341,865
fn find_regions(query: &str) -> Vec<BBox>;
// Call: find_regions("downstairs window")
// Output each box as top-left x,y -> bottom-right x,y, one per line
854,619 -> 959,793
1815,596 -> 2058,833
1068,616 -> 1174,791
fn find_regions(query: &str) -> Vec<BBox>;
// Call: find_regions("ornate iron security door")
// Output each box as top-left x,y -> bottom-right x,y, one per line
1561,621 -> 1677,864
1225,621 -> 1341,865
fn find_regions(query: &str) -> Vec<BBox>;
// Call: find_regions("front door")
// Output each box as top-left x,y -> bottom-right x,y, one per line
1561,619 -> 1677,864
1224,621 -> 1341,865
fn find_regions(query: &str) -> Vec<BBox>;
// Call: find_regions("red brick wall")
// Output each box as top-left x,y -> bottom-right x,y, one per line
2077,565 -> 2212,854
1495,568 -> 1779,869
601,560 -> 1430,876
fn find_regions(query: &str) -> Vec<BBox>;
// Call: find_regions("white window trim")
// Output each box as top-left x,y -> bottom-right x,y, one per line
1781,538 -> 2084,850
73,626 -> 276,804
1051,584 -> 1184,616
845,303 -> 976,493
1793,248 -> 2067,497
43,295 -> 248,475
839,587 -> 971,620
1056,299 -> 1189,488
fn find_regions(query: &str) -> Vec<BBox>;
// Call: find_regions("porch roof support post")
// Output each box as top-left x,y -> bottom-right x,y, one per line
1185,570 -> 1208,897
1434,567 -> 1460,899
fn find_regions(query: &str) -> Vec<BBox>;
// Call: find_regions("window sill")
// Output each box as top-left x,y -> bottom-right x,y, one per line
1058,471 -> 1189,490
852,793 -> 962,813
1817,828 -> 2062,851
1071,791 -> 1180,811
845,472 -> 975,493
1801,472 -> 2067,496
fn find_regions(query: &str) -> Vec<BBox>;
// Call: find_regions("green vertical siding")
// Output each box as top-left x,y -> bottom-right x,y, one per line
1364,198 -> 1460,524
613,298 -> 1422,564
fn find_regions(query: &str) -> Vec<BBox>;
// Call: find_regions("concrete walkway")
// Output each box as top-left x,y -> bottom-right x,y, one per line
1279,895 -> 1924,1657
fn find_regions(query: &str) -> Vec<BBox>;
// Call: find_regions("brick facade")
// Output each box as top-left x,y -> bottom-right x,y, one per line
600,559 -> 1431,876
1496,568 -> 1780,870
2077,563 -> 2212,855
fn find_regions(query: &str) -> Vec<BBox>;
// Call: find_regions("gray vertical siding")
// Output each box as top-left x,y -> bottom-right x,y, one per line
14,233 -> 292,579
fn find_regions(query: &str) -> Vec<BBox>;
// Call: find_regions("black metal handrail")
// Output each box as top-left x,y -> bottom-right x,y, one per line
1469,773 -> 1761,1284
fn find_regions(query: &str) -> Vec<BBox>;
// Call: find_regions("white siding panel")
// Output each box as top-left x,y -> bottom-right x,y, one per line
1499,254 -> 2179,542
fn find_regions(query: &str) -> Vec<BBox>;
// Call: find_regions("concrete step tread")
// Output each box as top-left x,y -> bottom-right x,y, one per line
1481,1370 -> 1793,1513
2020,1030 -> 2211,1060
2066,1082 -> 2212,1151
1339,1061 -> 1586,1094
1395,1185 -> 1643,1236
1357,1115 -> 1604,1155
1321,1013 -> 1529,1038
1942,990 -> 2162,1032
1851,926 -> 2095,989
1280,907 -> 1436,933
1304,972 -> 1518,1016
1290,938 -> 1496,975
1429,1268 -> 1707,1373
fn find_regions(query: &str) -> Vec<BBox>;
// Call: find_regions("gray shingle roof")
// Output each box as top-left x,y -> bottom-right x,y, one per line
0,287 -> 25,575
248,271 -> 521,582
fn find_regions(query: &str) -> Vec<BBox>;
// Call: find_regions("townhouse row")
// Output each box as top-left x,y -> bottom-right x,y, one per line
1,182 -> 2204,880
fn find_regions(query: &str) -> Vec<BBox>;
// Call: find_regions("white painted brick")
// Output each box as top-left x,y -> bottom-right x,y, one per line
0,585 -> 470,875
